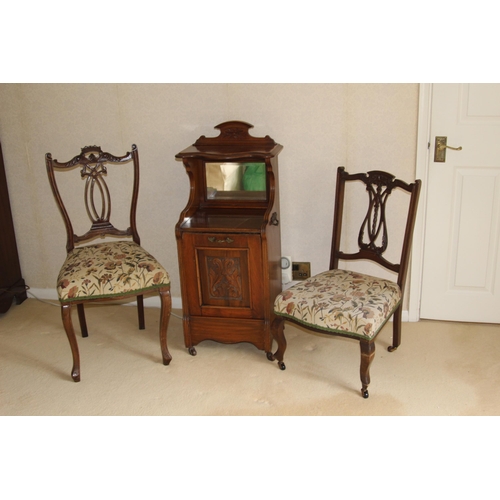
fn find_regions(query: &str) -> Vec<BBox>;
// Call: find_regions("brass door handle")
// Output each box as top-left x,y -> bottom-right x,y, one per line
437,143 -> 462,152
434,136 -> 462,162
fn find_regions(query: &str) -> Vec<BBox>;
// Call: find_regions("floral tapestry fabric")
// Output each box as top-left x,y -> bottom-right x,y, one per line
57,241 -> 170,303
274,269 -> 401,340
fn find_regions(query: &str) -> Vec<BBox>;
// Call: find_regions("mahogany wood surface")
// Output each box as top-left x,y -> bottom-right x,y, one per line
175,121 -> 282,358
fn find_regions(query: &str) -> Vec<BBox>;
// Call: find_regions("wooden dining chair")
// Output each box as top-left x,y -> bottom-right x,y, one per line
269,166 -> 421,398
46,144 -> 172,382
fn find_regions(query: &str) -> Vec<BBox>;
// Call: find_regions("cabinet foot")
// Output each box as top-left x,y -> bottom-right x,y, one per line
188,347 -> 197,356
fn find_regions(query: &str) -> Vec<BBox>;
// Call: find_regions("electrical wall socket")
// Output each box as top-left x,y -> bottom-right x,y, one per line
292,262 -> 311,280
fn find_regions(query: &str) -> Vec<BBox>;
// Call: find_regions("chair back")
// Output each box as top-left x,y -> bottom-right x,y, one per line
46,145 -> 141,252
330,166 -> 421,290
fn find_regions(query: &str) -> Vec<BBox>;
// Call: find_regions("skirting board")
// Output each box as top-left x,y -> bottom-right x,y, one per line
27,287 -> 410,322
27,288 -> 183,310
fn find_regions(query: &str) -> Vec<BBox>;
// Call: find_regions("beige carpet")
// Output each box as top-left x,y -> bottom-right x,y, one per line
1,297 -> 499,416
3,297 -> 499,498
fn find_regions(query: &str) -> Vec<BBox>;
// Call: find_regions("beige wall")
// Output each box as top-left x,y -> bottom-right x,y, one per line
0,83 -> 419,305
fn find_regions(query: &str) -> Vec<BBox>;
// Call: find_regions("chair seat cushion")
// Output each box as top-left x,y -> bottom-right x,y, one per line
57,241 -> 170,303
274,269 -> 401,340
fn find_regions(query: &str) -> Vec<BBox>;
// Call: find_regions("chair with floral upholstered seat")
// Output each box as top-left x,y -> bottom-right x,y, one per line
46,144 -> 172,382
269,166 -> 421,398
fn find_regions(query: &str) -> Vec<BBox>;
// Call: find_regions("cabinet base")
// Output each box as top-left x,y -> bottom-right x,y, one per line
184,316 -> 272,352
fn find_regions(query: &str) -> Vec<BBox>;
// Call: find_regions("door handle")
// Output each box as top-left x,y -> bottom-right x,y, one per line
434,136 -> 463,162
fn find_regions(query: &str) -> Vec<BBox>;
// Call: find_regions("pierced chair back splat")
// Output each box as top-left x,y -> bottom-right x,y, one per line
45,144 -> 172,382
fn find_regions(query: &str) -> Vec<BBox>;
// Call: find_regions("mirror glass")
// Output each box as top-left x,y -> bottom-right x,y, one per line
205,162 -> 266,201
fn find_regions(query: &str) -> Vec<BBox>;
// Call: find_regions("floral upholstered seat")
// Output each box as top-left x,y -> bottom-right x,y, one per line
274,269 -> 401,341
57,241 -> 170,303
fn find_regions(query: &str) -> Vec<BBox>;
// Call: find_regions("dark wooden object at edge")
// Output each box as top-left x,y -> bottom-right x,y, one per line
0,141 -> 27,314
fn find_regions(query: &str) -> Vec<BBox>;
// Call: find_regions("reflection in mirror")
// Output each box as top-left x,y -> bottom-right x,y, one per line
205,162 -> 266,200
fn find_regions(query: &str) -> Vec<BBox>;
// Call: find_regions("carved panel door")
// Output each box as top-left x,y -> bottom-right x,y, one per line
180,233 -> 264,320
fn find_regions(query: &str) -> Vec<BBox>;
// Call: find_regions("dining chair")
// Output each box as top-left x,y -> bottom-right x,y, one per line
270,166 -> 421,398
46,144 -> 172,382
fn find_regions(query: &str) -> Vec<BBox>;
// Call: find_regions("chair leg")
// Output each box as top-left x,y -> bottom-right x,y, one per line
270,317 -> 287,370
61,303 -> 81,382
360,340 -> 375,398
77,303 -> 88,338
388,305 -> 402,352
159,289 -> 172,366
137,294 -> 145,330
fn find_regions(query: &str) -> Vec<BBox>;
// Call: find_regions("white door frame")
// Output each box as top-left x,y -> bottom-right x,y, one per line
408,83 -> 432,322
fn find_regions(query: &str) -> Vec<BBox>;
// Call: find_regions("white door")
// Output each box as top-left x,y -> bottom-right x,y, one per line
420,83 -> 500,323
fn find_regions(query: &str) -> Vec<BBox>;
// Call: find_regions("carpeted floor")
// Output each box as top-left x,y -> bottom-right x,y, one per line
1,297 -> 499,416
2,297 -> 498,498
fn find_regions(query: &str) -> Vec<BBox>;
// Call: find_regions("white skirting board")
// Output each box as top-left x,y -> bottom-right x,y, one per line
27,288 -> 183,310
28,287 -> 410,322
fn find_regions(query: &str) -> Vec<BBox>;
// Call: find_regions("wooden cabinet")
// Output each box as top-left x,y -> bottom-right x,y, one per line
0,142 -> 27,313
175,121 -> 282,357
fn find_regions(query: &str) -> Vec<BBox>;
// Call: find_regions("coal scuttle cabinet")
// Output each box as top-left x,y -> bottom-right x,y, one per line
175,121 -> 282,360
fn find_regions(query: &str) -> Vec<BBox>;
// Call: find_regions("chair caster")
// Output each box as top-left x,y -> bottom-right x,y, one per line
387,345 -> 398,353
266,351 -> 275,361
278,361 -> 286,371
188,347 -> 197,356
362,388 -> 369,399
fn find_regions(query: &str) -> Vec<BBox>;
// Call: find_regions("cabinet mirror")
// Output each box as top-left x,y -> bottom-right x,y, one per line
205,162 -> 266,201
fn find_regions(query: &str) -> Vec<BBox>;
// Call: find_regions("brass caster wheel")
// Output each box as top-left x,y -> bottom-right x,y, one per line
388,345 -> 398,353
362,389 -> 369,399
266,352 -> 275,361
278,361 -> 286,371
188,347 -> 197,356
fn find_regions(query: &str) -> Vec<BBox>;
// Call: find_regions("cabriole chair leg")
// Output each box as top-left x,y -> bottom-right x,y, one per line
159,289 -> 172,365
270,317 -> 287,370
360,340 -> 375,398
61,303 -> 81,382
